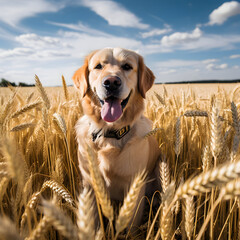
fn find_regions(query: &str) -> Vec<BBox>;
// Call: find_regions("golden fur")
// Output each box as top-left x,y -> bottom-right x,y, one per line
73,47 -> 160,227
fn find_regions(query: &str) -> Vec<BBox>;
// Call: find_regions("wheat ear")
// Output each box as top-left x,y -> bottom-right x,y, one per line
210,103 -> 222,164
154,91 -> 165,105
115,171 -> 147,237
183,110 -> 208,117
53,113 -> 67,137
41,200 -> 78,240
62,75 -> 69,101
159,157 -> 171,194
41,180 -> 74,206
184,195 -> 195,240
26,216 -> 49,240
86,146 -> 114,221
77,188 -> 95,240
0,137 -> 29,187
10,101 -> 42,119
10,123 -> 36,132
144,128 -> 162,139
35,75 -> 51,109
158,182 -> 175,240
175,160 -> 240,199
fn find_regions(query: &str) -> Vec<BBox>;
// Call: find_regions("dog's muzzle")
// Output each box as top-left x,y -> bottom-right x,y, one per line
98,76 -> 131,123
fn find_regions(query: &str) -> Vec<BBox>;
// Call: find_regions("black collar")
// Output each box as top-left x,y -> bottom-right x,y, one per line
92,125 -> 130,142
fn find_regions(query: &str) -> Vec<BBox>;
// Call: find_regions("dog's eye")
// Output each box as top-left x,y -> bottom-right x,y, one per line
122,63 -> 132,71
95,63 -> 102,70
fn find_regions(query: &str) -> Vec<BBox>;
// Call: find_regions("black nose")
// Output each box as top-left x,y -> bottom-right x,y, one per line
102,76 -> 121,92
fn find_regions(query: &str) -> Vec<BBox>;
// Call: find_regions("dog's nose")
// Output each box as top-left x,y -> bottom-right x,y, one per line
102,76 -> 121,91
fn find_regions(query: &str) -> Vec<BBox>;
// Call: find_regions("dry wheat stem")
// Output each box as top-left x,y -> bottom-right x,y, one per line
157,182 -> 175,240
115,171 -> 147,237
77,188 -> 95,240
175,117 -> 181,156
86,145 -> 114,221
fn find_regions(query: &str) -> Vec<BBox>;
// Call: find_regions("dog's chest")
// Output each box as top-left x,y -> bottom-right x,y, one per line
96,136 -> 150,200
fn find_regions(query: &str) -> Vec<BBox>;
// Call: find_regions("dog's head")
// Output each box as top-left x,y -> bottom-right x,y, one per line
73,47 -> 155,125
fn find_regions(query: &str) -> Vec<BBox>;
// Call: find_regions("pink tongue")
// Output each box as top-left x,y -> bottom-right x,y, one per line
101,98 -> 122,122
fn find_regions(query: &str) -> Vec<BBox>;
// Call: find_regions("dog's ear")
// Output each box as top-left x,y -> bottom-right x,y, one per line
73,51 -> 97,98
73,56 -> 90,98
138,55 -> 155,98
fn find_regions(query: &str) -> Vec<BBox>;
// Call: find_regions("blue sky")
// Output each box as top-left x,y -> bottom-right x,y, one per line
0,0 -> 240,86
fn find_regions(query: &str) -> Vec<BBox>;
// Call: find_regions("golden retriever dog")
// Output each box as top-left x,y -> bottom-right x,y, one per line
73,47 -> 160,229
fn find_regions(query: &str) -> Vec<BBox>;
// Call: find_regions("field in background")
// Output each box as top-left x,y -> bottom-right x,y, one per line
1,80 -> 240,240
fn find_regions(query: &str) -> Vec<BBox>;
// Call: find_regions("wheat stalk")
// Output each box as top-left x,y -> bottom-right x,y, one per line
115,171 -> 147,237
86,146 -> 114,221
35,75 -> 51,109
175,117 -> 181,156
77,188 -> 95,240
158,182 -> 175,240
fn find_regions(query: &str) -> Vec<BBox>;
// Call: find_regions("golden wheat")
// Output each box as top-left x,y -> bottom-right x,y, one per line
1,80 -> 240,239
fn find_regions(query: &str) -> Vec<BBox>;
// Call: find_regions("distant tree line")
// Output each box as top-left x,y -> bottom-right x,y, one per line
0,78 -> 35,87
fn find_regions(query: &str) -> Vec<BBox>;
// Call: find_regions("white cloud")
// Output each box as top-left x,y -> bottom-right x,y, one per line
202,59 -> 218,64
0,48 -> 34,58
15,33 -> 70,49
206,63 -> 228,70
48,21 -> 112,37
230,54 -> 240,59
161,27 -> 202,46
140,25 -> 172,38
0,0 -> 63,27
81,0 -> 149,29
208,1 -> 240,25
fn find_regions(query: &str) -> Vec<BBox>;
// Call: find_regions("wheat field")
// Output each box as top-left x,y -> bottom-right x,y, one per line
0,76 -> 240,240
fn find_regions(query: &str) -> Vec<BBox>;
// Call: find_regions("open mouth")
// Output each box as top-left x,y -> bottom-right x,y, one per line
99,91 -> 131,123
